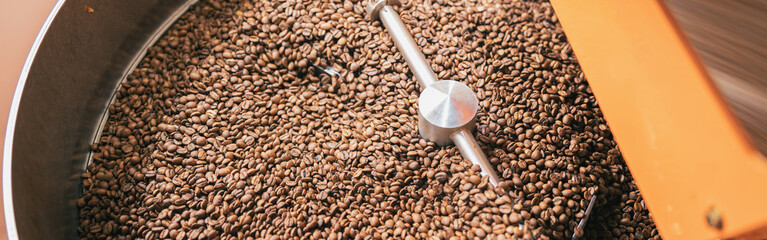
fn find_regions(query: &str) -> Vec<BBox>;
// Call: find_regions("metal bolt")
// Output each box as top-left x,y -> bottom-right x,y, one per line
706,207 -> 723,229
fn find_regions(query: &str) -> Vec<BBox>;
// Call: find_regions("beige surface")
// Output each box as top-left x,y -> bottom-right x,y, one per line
0,0 -> 58,238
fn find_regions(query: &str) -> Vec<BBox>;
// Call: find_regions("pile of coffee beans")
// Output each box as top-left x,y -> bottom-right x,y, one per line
78,0 -> 660,239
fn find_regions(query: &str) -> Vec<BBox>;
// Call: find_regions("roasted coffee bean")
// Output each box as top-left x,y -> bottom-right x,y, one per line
78,0 -> 658,239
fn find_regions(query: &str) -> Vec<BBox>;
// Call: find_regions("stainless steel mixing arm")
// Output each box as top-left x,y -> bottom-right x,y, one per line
366,0 -> 502,186
367,0 -> 437,89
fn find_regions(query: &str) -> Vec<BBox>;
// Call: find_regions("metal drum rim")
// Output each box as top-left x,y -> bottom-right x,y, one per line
3,1 -> 67,238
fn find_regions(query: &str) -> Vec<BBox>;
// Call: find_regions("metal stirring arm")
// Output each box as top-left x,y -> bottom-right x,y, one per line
451,130 -> 501,185
371,2 -> 437,89
366,0 -> 502,186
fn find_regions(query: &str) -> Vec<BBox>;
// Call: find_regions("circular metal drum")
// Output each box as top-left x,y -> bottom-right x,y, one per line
5,0 -> 196,238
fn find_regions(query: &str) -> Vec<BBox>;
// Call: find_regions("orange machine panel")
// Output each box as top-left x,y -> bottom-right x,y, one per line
549,0 -> 767,239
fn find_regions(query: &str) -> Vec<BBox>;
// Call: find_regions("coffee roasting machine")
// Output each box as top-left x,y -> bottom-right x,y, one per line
5,0 -> 767,239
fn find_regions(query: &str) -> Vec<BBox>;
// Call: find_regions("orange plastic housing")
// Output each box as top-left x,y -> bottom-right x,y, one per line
548,0 -> 767,239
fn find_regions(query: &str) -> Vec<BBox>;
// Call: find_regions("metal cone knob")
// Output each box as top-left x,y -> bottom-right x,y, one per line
418,80 -> 479,146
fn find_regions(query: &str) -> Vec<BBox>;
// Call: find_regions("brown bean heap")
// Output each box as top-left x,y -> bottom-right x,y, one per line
78,0 -> 660,239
